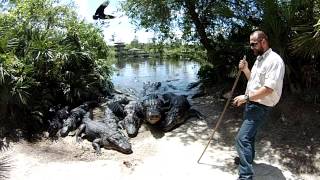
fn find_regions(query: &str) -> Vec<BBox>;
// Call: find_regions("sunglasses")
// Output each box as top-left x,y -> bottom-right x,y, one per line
250,38 -> 264,47
250,42 -> 259,47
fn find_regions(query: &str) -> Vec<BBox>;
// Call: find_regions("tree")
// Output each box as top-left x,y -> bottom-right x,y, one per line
122,0 -> 257,65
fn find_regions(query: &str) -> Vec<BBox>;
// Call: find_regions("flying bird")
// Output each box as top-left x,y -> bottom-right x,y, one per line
93,0 -> 115,20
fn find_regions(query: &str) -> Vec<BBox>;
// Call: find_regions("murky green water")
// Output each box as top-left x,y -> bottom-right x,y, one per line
111,58 -> 201,96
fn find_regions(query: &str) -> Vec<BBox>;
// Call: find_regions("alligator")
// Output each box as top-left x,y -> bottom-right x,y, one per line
76,111 -> 132,154
107,101 -> 126,119
104,96 -> 144,138
60,104 -> 89,137
159,92 -> 203,131
140,81 -> 166,125
142,93 -> 165,125
48,105 -> 69,136
112,94 -> 131,105
121,100 -> 144,137
102,103 -> 126,130
186,81 -> 201,90
142,81 -> 161,96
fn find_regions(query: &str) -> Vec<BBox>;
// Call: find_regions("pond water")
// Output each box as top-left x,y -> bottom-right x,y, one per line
111,58 -> 201,97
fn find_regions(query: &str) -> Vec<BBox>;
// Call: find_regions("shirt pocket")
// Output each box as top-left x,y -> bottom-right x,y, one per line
255,68 -> 266,85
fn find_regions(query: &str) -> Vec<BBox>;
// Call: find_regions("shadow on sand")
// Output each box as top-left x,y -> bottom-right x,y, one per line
253,163 -> 286,180
197,161 -> 286,180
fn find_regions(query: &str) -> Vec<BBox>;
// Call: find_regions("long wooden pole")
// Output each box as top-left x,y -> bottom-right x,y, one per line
197,55 -> 245,163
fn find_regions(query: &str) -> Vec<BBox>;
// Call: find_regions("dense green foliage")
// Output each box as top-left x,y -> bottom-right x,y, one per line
0,0 -> 113,133
122,0 -> 320,94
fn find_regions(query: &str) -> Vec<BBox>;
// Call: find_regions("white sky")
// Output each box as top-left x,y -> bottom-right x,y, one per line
74,0 -> 154,44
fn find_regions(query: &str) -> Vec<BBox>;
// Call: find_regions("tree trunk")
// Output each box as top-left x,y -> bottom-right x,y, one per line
183,1 -> 228,82
183,0 -> 214,59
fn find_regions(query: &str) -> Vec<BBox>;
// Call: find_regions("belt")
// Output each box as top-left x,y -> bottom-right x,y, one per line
247,101 -> 270,108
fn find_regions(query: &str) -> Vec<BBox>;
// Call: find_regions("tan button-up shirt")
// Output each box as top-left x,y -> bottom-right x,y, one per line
246,48 -> 285,107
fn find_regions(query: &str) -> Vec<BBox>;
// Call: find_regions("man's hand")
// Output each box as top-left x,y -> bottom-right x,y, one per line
233,95 -> 247,107
239,56 -> 251,80
239,58 -> 248,72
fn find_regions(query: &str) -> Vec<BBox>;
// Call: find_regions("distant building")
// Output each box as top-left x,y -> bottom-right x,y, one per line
114,42 -> 126,57
114,42 -> 150,59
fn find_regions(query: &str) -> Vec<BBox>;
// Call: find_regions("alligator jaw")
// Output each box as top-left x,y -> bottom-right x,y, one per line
125,123 -> 138,138
102,136 -> 133,154
146,110 -> 161,124
123,115 -> 140,138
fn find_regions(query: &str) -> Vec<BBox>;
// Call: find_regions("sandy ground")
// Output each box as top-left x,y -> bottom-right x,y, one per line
3,95 -> 320,180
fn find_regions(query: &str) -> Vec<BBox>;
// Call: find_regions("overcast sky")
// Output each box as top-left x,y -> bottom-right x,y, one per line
74,0 -> 154,44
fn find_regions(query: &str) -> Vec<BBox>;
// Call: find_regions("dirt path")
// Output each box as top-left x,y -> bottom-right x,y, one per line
4,95 -> 320,180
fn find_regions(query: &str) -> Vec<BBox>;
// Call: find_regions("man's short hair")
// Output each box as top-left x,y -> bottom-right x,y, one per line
251,30 -> 269,42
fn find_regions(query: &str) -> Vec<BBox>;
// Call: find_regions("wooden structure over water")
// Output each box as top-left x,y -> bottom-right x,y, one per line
114,42 -> 149,59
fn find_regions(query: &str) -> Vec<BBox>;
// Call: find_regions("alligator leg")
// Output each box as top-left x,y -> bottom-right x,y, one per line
118,120 -> 124,130
75,124 -> 86,143
92,138 -> 102,155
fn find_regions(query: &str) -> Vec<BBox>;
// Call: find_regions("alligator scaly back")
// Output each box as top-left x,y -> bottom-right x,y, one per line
60,104 -> 88,137
160,92 -> 202,131
107,101 -> 126,119
123,100 -> 144,137
76,108 -> 132,154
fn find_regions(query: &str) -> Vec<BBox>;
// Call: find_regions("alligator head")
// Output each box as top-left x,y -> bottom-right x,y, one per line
60,117 -> 79,137
145,106 -> 162,124
143,94 -> 163,124
60,104 -> 88,137
123,113 -> 141,137
48,106 -> 69,136
60,119 -> 72,137
102,134 -> 132,154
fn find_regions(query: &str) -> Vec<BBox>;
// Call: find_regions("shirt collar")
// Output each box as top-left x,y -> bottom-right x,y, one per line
257,48 -> 272,61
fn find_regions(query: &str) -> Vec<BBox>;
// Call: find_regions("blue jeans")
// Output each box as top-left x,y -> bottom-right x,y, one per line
235,102 -> 272,180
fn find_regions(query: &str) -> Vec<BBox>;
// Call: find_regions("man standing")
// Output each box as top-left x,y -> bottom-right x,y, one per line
233,30 -> 285,180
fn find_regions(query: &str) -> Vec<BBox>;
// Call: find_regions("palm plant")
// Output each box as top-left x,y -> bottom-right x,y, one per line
255,0 -> 320,92
290,23 -> 320,58
0,55 -> 34,123
288,1 -> 320,90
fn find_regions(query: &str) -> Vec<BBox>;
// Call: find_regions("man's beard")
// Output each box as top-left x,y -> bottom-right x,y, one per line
253,49 -> 264,56
257,49 -> 264,56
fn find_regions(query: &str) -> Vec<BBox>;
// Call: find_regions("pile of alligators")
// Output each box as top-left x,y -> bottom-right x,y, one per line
48,81 -> 203,155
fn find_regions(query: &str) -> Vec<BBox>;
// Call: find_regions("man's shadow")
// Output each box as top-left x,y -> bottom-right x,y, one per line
253,163 -> 286,180
198,159 -> 288,179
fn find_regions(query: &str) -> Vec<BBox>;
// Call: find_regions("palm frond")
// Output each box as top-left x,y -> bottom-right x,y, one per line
10,75 -> 31,105
6,38 -> 19,51
0,155 -> 11,179
313,18 -> 320,38
290,21 -> 320,58
0,64 -> 5,85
